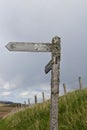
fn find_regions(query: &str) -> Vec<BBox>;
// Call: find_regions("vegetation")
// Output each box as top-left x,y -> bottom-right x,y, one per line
0,88 -> 87,130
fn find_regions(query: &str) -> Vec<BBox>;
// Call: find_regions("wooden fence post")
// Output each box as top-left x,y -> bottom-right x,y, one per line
42,92 -> 45,102
63,83 -> 67,95
28,98 -> 30,106
35,95 -> 37,104
24,101 -> 26,108
79,77 -> 83,90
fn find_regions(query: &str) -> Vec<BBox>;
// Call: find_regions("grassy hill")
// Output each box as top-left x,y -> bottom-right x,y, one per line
0,88 -> 87,130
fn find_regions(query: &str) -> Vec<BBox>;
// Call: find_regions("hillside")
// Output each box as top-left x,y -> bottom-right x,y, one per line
0,88 -> 87,130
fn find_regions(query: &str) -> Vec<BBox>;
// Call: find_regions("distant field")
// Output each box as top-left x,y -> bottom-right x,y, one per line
0,104 -> 5,107
0,104 -> 17,118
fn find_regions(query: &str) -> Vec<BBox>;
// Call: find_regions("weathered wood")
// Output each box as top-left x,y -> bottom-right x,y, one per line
6,42 -> 52,52
45,60 -> 52,74
79,77 -> 83,90
42,92 -> 45,102
63,83 -> 67,95
28,98 -> 30,105
35,95 -> 37,104
50,36 -> 61,130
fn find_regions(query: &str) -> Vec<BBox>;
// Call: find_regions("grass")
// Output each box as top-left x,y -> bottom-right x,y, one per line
59,89 -> 87,130
0,88 -> 87,130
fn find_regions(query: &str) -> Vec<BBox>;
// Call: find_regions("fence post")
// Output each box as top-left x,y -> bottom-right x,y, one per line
63,83 -> 67,95
35,95 -> 37,104
24,101 -> 26,108
79,77 -> 83,90
28,98 -> 30,106
42,92 -> 45,102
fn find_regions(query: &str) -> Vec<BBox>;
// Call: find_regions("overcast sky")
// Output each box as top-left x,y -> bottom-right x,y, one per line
0,0 -> 87,103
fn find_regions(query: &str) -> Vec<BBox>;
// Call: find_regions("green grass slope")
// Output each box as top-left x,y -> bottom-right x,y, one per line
0,88 -> 87,130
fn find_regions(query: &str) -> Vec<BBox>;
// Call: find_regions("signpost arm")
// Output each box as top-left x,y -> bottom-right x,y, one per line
50,36 -> 61,130
45,60 -> 52,74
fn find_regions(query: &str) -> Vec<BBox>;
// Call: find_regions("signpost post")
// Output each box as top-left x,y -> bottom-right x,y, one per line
50,37 -> 61,130
6,36 -> 61,130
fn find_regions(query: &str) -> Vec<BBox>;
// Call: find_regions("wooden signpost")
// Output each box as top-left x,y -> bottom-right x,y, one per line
6,36 -> 61,130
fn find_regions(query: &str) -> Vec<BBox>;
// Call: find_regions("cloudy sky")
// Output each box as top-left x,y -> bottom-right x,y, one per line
0,0 -> 87,103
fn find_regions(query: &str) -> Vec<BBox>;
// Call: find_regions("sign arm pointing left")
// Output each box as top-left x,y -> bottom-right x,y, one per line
6,42 -> 52,52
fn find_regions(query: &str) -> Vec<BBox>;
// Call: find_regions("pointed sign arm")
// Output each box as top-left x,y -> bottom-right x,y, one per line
6,42 -> 52,52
